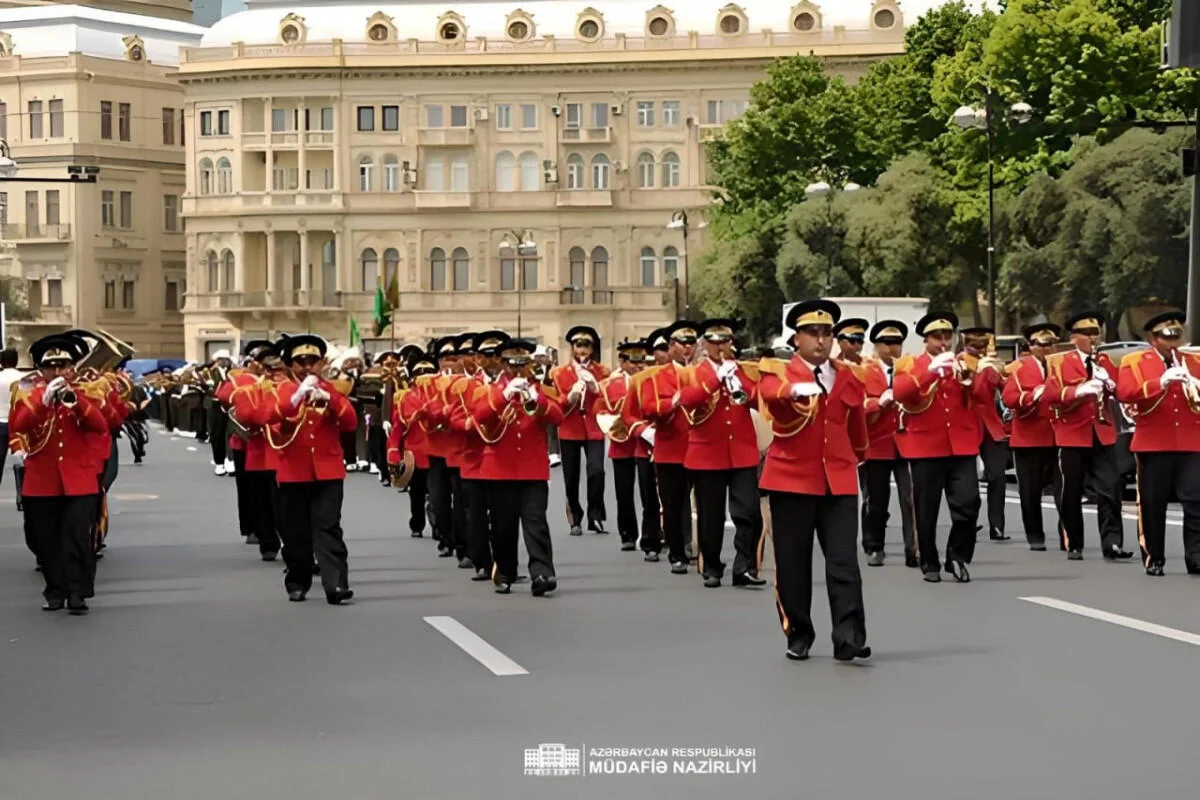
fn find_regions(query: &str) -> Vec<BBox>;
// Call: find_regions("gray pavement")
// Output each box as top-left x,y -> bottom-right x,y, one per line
0,426 -> 1196,800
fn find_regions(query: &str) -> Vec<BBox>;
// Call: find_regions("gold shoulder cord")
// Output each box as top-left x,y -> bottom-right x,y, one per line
1125,351 -> 1167,418
894,355 -> 938,416
754,358 -> 818,438
680,364 -> 718,427
264,386 -> 308,451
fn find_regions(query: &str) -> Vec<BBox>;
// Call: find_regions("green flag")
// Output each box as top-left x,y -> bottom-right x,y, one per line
348,316 -> 361,348
372,279 -> 391,337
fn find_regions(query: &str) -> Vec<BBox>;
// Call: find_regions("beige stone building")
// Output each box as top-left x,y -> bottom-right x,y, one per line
180,0 -> 933,363
0,2 -> 206,359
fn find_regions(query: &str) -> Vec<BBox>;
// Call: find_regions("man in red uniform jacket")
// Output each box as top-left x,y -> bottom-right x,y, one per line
12,334 -> 108,614
1116,310 -> 1200,575
1044,312 -> 1132,561
392,350 -> 436,539
961,327 -> 1011,542
471,339 -> 565,596
859,320 -> 916,567
551,325 -> 610,535
1001,324 -> 1063,550
758,299 -> 871,662
225,341 -> 281,561
598,339 -> 651,552
679,318 -> 764,588
264,334 -> 359,604
640,321 -> 696,573
625,332 -> 664,561
424,336 -> 469,560
893,312 -> 990,582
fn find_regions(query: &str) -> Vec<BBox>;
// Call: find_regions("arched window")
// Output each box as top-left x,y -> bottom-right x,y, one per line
661,150 -> 680,188
360,248 -> 378,292
383,154 -> 400,192
566,153 -> 585,190
199,158 -> 214,195
591,246 -> 610,304
430,247 -> 446,291
221,249 -> 235,291
451,247 -> 470,291
206,249 -> 218,292
495,151 -> 515,192
662,245 -> 679,280
639,246 -> 658,287
383,248 -> 400,289
499,245 -> 516,291
359,155 -> 374,192
636,151 -> 655,189
216,158 -> 233,194
566,246 -> 586,304
519,151 -> 539,191
591,153 -> 611,190
521,245 -> 538,291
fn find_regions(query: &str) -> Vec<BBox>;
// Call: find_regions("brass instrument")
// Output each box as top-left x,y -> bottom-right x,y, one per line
720,354 -> 750,405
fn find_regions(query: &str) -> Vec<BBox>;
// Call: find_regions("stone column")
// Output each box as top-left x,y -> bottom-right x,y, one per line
265,228 -> 276,300
299,229 -> 311,294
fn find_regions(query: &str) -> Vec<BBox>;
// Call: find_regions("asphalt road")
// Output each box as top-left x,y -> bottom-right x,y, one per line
0,426 -> 1196,800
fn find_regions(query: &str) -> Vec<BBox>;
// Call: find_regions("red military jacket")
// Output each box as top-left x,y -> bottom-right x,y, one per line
863,357 -> 900,461
1116,349 -> 1200,453
757,357 -> 868,496
974,365 -> 1009,442
596,373 -> 648,460
1001,356 -> 1055,448
450,373 -> 489,479
893,352 -> 987,459
263,378 -> 358,483
1044,350 -> 1118,447
216,371 -> 259,454
229,376 -> 274,472
10,384 -> 108,496
423,373 -> 466,465
678,359 -> 760,471
639,362 -> 690,465
470,375 -> 565,481
551,361 -> 607,442
387,385 -> 431,471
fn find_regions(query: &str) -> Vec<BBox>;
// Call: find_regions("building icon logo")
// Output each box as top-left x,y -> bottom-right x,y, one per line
524,743 -> 582,776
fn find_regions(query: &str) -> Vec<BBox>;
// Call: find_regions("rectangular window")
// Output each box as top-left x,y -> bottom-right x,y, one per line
382,105 -> 399,131
46,278 -> 63,308
0,101 -> 7,139
565,103 -> 582,128
424,105 -> 443,128
217,109 -> 230,135
662,100 -> 680,126
424,156 -> 445,191
180,109 -> 185,145
104,280 -> 116,309
450,155 -> 469,192
592,102 -> 608,129
119,191 -> 132,228
522,257 -> 538,291
321,106 -> 334,130
500,257 -> 515,291
101,190 -> 114,227
706,98 -> 749,125
45,190 -> 59,225
449,105 -> 468,128
119,103 -> 131,141
49,99 -> 63,137
520,104 -> 538,130
24,192 -> 38,235
162,108 -> 175,144
122,280 -> 135,309
101,101 -> 113,139
636,101 -> 654,127
494,103 -> 512,130
165,281 -> 180,312
0,191 -> 7,225
27,279 -> 42,314
164,194 -> 178,231
356,106 -> 375,131
271,108 -> 289,131
28,100 -> 43,138
199,110 -> 212,136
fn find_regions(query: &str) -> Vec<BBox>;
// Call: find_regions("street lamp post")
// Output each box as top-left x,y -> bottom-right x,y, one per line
803,180 -> 860,294
666,210 -> 706,319
501,229 -> 535,338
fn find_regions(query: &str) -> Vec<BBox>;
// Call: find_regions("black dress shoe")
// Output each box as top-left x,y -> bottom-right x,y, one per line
246,533 -> 260,545
990,527 -> 1010,542
472,568 -> 490,581
1185,562 -> 1200,576
923,570 -> 942,583
42,598 -> 65,612
670,561 -> 688,574
531,575 -> 558,597
945,559 -> 971,583
262,551 -> 278,562
67,596 -> 88,616
785,644 -> 811,661
833,642 -> 872,662
904,554 -> 920,569
644,552 -> 660,563
326,587 -> 354,605
410,530 -> 424,538
1029,541 -> 1047,551
703,575 -> 721,588
1146,562 -> 1165,577
732,572 -> 766,587
494,582 -> 512,594
866,551 -> 885,567
438,548 -> 455,558
589,521 -> 607,534
569,525 -> 583,536
312,562 -> 321,575
1067,550 -> 1083,561
620,541 -> 636,551
287,589 -> 307,602
1104,545 -> 1134,560
457,556 -> 474,569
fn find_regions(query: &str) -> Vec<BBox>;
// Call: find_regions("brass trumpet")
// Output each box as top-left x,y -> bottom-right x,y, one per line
721,355 -> 749,405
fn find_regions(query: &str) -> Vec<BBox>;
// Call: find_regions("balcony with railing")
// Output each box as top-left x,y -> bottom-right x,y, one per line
1,223 -> 71,242
414,191 -> 472,210
417,127 -> 474,147
556,190 -> 612,208
19,305 -> 74,325
561,126 -> 613,144
187,290 -> 342,312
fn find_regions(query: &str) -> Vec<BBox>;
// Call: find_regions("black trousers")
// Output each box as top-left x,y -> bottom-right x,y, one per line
231,448 -> 253,538
487,480 -> 554,583
1059,437 -> 1123,552
1135,452 -> 1200,567
407,467 -> 428,534
769,492 -> 866,652
123,419 -> 147,461
560,439 -> 606,527
367,425 -> 388,476
276,480 -> 348,594
654,462 -> 691,564
860,459 -> 915,555
340,429 -> 357,466
463,477 -> 493,571
25,495 -> 97,601
209,402 -> 228,465
692,466 -> 762,578
1013,446 -> 1061,545
612,457 -> 639,544
244,470 -> 280,555
636,457 -> 662,553
908,456 -> 980,572
427,457 -> 466,556
980,434 -> 1010,533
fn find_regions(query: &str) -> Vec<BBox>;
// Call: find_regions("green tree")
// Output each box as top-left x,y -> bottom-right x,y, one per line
689,215 -> 785,341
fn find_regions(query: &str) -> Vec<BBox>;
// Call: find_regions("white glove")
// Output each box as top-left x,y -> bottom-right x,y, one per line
1074,380 -> 1101,397
716,360 -> 738,381
878,388 -> 894,407
525,384 -> 540,403
1093,365 -> 1111,384
930,351 -> 956,374
383,420 -> 393,435
42,378 -> 65,407
790,382 -> 822,398
290,385 -> 310,407
639,427 -> 656,446
301,375 -> 319,389
1161,366 -> 1190,387
310,389 -> 330,404
502,380 -> 524,401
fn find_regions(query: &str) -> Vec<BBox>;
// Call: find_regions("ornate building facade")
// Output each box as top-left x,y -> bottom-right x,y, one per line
180,0 -> 928,362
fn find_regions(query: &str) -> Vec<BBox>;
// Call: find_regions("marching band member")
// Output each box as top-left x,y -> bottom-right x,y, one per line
217,340 -> 271,548
679,319 -> 764,588
551,326 -> 610,535
1116,310 -> 1200,576
264,335 -> 358,604
12,335 -> 109,614
226,342 -> 281,561
640,321 -> 697,574
833,318 -> 868,365
961,327 -> 1011,542
893,312 -> 988,583
448,331 -> 494,575
860,320 -> 916,568
1044,313 -> 1132,561
425,336 -> 469,561
206,350 -> 234,475
1001,324 -> 1063,551
472,338 -> 564,596
758,300 -> 870,662
625,330 -> 667,561
394,347 -> 434,538
599,340 -> 651,552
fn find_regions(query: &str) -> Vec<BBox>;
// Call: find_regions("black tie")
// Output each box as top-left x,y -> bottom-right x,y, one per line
1165,352 -> 1174,369
887,366 -> 894,388
814,368 -> 827,395
1085,356 -> 1094,379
